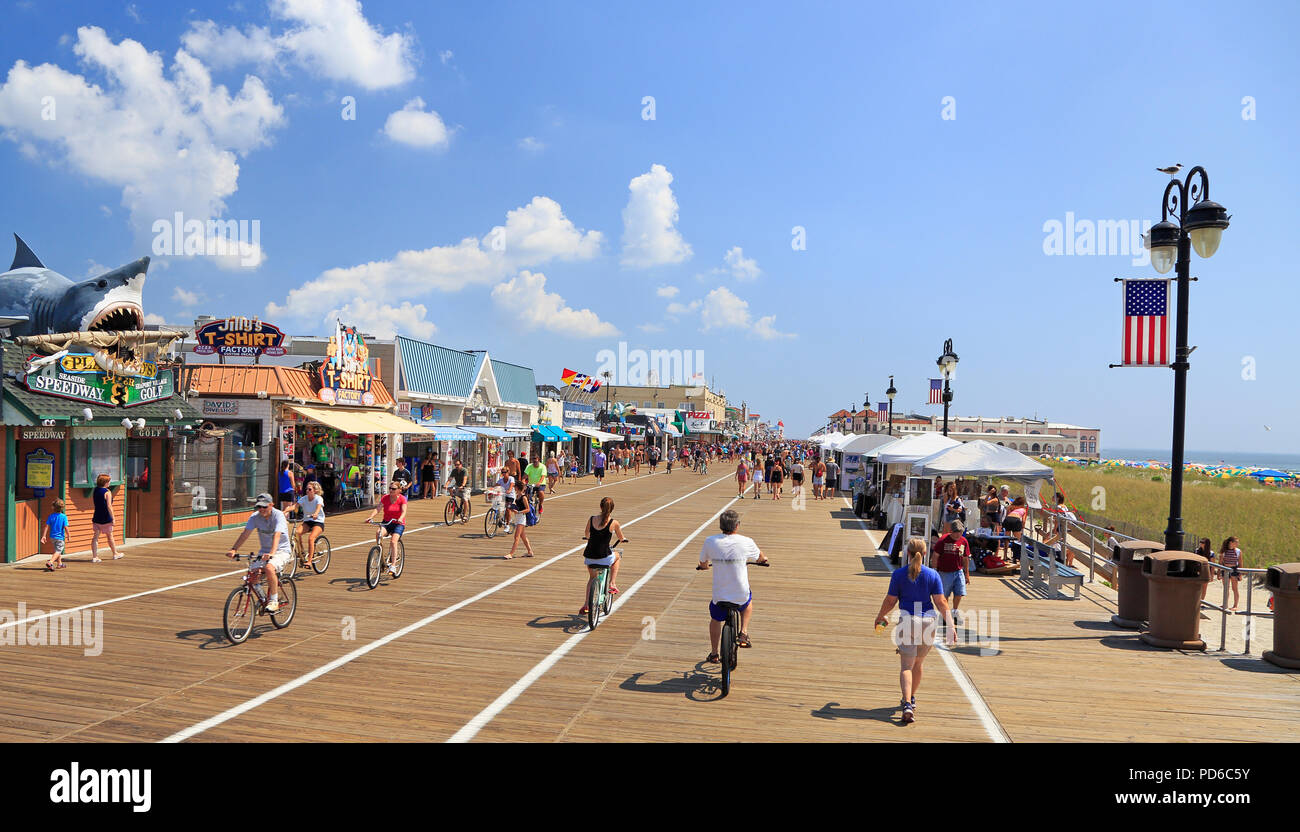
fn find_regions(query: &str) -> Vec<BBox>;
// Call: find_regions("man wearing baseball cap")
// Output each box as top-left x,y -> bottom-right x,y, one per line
227,493 -> 293,612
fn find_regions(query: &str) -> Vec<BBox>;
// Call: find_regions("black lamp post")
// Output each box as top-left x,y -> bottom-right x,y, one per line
886,376 -> 896,437
1146,166 -> 1230,552
602,371 -> 612,421
936,339 -> 958,436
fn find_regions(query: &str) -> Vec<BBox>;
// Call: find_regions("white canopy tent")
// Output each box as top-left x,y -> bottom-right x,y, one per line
838,434 -> 896,454
909,440 -> 1053,482
874,433 -> 961,464
825,433 -> 859,451
812,431 -> 843,446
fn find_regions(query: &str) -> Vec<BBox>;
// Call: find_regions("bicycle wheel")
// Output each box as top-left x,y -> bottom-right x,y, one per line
311,537 -> 331,574
223,586 -> 255,644
602,573 -> 613,615
366,545 -> 382,589
719,618 -> 735,696
283,554 -> 298,580
727,611 -> 740,671
586,574 -> 602,630
485,508 -> 499,538
269,577 -> 297,629
444,499 -> 456,526
392,540 -> 405,578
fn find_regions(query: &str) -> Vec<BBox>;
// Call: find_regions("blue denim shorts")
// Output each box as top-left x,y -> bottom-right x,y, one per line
940,569 -> 966,597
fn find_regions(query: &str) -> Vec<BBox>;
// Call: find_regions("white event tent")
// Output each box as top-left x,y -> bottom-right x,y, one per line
909,440 -> 1053,481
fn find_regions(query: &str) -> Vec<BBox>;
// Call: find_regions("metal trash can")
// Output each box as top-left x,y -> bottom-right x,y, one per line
1262,563 -> 1300,670
1139,552 -> 1210,650
1111,540 -> 1162,629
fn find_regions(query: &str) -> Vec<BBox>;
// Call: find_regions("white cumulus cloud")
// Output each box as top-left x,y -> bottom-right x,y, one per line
656,285 -> 679,298
182,0 -> 416,90
723,246 -> 761,281
620,163 -> 691,267
267,195 -> 601,324
383,97 -> 449,149
688,286 -> 796,340
335,297 -> 436,339
172,286 -> 202,307
0,26 -> 285,241
491,270 -> 618,337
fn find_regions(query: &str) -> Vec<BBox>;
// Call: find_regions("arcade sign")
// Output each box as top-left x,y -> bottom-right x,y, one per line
193,316 -> 287,358
319,323 -> 375,406
23,352 -> 174,407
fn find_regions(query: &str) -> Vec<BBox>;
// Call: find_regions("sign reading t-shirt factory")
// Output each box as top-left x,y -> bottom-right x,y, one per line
318,322 -> 375,406
193,316 -> 287,358
22,351 -> 175,407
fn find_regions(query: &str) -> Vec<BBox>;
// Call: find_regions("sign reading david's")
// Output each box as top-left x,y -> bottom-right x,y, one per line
194,316 -> 287,358
23,352 -> 174,407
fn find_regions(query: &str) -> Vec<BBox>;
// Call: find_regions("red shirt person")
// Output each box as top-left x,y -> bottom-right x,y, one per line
929,521 -> 971,614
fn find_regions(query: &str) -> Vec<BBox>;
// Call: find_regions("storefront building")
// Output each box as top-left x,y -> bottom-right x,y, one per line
2,336 -> 202,562
393,337 -> 538,491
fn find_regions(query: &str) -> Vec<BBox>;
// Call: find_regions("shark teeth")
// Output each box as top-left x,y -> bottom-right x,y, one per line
89,303 -> 142,332
92,348 -> 147,378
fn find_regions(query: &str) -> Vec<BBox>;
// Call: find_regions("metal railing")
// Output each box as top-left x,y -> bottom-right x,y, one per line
1023,507 -> 1272,654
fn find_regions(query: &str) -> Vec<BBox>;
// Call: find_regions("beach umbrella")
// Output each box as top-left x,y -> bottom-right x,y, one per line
1250,469 -> 1293,479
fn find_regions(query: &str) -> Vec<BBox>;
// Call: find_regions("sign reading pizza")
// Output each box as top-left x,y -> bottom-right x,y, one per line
319,322 -> 375,406
194,316 -> 287,358
23,353 -> 174,407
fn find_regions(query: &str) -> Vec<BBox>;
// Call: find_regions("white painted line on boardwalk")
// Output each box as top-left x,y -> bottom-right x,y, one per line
448,495 -> 742,743
160,474 -> 730,743
846,499 -> 1011,744
1,473 -> 649,634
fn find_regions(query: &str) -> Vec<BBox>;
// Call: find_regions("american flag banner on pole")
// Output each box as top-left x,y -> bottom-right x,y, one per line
928,378 -> 943,404
1122,279 -> 1171,366
877,402 -> 888,417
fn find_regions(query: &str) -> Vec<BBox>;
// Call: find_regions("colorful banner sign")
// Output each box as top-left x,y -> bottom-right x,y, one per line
562,402 -> 595,428
320,322 -> 374,406
193,317 -> 287,358
23,353 -> 174,407
411,404 -> 444,426
24,448 -> 55,490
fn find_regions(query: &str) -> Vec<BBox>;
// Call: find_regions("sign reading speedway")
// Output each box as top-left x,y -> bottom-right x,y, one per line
23,354 -> 174,407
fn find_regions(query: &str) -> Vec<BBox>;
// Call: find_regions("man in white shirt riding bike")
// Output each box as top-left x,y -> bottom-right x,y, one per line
226,492 -> 293,612
696,509 -> 768,663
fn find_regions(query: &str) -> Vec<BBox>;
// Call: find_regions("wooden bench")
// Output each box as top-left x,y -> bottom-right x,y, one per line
1018,539 -> 1084,600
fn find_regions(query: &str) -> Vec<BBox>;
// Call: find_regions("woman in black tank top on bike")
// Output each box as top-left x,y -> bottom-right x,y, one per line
581,497 -> 625,615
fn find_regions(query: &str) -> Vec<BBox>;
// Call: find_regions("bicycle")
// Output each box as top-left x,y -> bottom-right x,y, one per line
284,517 -> 331,577
364,520 -> 406,589
483,488 -> 514,538
444,488 -> 470,526
696,560 -> 770,697
584,539 -> 628,631
223,553 -> 298,644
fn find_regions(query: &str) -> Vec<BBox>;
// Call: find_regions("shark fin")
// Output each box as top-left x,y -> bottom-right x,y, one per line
10,234 -> 45,270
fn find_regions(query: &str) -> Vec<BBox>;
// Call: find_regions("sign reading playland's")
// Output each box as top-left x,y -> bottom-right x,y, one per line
23,352 -> 175,407
193,316 -> 287,358
319,322 -> 375,406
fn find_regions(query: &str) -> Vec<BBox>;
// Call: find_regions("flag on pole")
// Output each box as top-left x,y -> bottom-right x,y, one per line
1122,279 -> 1171,366
928,378 -> 943,404
561,368 -> 581,386
877,402 -> 888,417
583,376 -> 602,393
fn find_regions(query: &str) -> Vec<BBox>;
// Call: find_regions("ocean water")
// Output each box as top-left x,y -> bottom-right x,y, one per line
1104,448 -> 1300,472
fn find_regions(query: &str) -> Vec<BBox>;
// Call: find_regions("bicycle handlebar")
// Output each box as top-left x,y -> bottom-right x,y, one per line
697,559 -> 770,570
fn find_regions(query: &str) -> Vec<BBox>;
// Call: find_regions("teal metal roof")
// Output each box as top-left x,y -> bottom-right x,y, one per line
488,357 -> 537,407
396,336 -> 480,398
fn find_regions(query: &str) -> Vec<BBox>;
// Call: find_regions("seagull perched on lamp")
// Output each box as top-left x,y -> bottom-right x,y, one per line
1157,163 -> 1183,176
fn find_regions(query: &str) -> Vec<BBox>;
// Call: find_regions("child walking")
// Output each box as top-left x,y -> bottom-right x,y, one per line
42,498 -> 69,570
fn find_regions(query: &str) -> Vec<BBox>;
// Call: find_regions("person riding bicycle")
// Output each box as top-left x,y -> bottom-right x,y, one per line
696,509 -> 767,663
226,492 -> 292,612
447,460 -> 468,515
580,496 -> 625,615
524,456 -> 548,514
293,480 -> 326,568
364,482 -> 408,575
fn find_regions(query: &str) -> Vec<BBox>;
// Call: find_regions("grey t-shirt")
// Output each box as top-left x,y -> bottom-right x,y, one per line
825,461 -> 840,481
245,508 -> 292,555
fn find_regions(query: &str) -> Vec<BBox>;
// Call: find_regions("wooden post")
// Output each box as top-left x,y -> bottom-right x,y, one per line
164,434 -> 175,537
216,435 -> 225,527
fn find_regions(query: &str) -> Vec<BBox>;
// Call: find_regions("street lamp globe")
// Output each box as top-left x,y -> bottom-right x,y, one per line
1146,220 -> 1180,274
936,343 -> 959,378
1184,198 -> 1230,259
886,377 -> 896,401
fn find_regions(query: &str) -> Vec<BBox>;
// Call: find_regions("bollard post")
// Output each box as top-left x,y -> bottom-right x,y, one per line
1245,574 -> 1254,654
1088,526 -> 1096,584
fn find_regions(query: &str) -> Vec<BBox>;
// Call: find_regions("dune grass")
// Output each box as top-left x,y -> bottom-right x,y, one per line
1039,462 -> 1299,569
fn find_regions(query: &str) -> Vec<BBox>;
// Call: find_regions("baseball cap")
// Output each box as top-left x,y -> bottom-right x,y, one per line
254,492 -> 274,507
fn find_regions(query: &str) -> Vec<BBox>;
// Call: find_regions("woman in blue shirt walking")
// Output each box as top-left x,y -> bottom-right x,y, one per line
874,537 -> 956,724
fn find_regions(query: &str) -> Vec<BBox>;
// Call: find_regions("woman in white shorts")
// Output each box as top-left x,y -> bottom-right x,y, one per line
579,496 -> 626,614
750,465 -> 764,499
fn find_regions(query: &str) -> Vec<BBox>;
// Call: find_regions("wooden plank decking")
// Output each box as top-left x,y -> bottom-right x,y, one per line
1,470 -> 1296,742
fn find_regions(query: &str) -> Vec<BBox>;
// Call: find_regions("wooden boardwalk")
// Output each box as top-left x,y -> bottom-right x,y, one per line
1,470 -> 1297,743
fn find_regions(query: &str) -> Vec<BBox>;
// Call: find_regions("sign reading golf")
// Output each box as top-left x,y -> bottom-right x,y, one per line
23,352 -> 174,407
319,322 -> 374,406
193,316 -> 287,358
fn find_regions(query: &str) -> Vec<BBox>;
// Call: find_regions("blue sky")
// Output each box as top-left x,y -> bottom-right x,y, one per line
1,0 -> 1297,450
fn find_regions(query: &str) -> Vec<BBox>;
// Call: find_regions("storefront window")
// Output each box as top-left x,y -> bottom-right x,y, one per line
173,435 -> 220,518
125,439 -> 151,491
71,439 -> 123,487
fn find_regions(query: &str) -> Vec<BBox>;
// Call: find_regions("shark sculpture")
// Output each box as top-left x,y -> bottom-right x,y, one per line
0,235 -> 147,336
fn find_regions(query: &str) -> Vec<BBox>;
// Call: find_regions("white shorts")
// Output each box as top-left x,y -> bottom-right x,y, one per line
259,549 -> 293,573
584,553 -> 617,567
